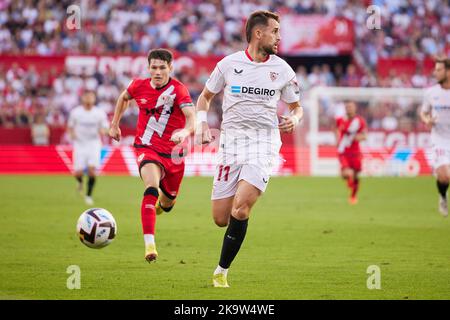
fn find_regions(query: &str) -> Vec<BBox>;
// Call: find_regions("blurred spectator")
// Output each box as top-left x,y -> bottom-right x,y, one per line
0,0 -> 445,133
341,64 -> 361,87
31,114 -> 50,145
295,66 -> 310,92
307,65 -> 323,87
320,64 -> 336,87
0,0 -> 447,64
411,65 -> 428,88
381,110 -> 399,131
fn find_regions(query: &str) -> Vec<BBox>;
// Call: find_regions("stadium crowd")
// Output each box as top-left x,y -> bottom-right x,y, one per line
1,0 -> 447,61
0,0 -> 448,131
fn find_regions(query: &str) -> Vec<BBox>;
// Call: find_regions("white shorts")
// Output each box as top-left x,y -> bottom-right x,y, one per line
210,129 -> 281,200
73,142 -> 101,172
433,144 -> 450,169
211,163 -> 271,200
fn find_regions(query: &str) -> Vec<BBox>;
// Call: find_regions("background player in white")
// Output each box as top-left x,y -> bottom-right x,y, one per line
420,57 -> 450,217
68,90 -> 109,205
196,10 -> 304,287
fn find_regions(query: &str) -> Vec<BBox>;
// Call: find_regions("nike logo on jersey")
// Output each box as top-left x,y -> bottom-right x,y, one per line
263,177 -> 268,183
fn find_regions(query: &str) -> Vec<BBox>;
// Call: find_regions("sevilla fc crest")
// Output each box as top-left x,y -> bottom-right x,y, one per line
269,72 -> 279,81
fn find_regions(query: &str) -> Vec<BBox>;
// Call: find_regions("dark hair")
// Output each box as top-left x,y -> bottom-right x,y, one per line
147,48 -> 173,65
436,57 -> 450,70
245,10 -> 279,43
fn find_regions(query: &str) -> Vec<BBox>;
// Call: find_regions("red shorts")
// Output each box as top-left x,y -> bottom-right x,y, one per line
338,153 -> 362,172
135,147 -> 185,200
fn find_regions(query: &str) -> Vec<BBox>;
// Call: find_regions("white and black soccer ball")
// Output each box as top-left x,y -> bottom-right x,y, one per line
76,208 -> 117,249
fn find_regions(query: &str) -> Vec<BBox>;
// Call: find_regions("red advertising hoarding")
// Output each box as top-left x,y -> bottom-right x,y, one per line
0,128 -> 433,176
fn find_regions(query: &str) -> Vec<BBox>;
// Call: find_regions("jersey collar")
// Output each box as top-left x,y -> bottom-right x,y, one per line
150,77 -> 172,90
245,49 -> 270,63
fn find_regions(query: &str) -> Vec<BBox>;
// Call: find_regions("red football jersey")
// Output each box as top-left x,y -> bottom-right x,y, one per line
127,77 -> 193,155
336,115 -> 366,155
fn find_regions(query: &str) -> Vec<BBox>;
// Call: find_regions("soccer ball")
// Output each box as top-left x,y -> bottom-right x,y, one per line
76,208 -> 117,249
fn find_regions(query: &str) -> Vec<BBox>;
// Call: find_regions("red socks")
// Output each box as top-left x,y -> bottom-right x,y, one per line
351,178 -> 359,198
141,187 -> 159,235
347,177 -> 354,189
345,177 -> 359,198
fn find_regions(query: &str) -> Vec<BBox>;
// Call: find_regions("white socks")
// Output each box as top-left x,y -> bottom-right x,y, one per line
144,234 -> 155,246
214,265 -> 228,276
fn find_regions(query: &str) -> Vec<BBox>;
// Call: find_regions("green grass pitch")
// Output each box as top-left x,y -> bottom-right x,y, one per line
1,175 -> 449,300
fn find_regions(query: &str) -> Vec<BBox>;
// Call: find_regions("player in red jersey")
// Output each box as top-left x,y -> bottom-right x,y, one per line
335,101 -> 367,205
109,49 -> 195,262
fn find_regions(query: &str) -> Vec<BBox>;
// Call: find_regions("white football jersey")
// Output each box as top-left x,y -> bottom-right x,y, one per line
68,106 -> 109,145
206,50 -> 300,131
421,84 -> 450,145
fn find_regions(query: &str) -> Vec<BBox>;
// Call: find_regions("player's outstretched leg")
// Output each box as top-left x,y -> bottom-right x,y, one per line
350,172 -> 360,205
141,186 -> 159,262
85,167 -> 96,205
341,168 -> 357,204
213,181 -> 260,287
140,163 -> 162,262
212,196 -> 234,227
436,166 -> 449,217
156,193 -> 176,216
74,172 -> 83,195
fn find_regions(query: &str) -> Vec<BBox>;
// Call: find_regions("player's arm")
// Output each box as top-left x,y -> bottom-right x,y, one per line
279,101 -> 303,133
109,90 -> 132,142
170,106 -> 195,145
355,130 -> 367,142
420,110 -> 436,129
420,93 -> 436,129
195,87 -> 217,144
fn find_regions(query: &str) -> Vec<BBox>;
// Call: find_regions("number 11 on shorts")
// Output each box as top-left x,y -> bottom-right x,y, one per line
218,165 -> 230,182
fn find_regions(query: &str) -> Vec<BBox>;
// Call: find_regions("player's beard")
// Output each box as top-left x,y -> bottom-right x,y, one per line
261,43 -> 277,55
437,75 -> 447,85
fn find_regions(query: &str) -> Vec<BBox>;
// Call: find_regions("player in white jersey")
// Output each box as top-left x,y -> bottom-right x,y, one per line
196,10 -> 303,287
67,91 -> 109,205
420,58 -> 450,217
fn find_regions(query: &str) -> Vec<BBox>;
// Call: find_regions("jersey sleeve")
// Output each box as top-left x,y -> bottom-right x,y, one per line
205,61 -> 226,94
175,83 -> 194,109
280,66 -> 300,104
127,79 -> 138,99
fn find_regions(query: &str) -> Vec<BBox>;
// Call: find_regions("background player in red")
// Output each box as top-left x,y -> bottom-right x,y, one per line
335,101 -> 367,205
109,49 -> 195,262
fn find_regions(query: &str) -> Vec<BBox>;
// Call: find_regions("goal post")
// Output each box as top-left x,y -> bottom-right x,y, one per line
305,86 -> 427,176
